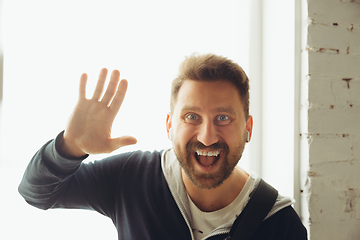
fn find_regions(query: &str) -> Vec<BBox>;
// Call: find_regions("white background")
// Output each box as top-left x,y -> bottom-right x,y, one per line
0,1 -> 265,239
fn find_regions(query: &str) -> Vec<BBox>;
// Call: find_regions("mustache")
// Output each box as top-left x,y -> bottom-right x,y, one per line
186,140 -> 229,152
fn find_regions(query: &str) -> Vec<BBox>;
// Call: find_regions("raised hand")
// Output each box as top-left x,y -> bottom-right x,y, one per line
59,68 -> 137,158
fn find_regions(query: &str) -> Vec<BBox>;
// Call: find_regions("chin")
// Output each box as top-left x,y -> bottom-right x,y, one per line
179,153 -> 237,189
173,137 -> 245,189
189,175 -> 227,189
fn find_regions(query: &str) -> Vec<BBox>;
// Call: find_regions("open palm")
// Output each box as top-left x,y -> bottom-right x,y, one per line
61,68 -> 137,157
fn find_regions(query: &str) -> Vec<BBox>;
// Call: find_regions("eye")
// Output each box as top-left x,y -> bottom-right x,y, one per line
215,115 -> 231,125
218,115 -> 228,121
187,114 -> 198,120
184,113 -> 201,124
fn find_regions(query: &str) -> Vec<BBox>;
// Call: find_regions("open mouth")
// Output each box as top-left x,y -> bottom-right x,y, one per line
195,150 -> 221,168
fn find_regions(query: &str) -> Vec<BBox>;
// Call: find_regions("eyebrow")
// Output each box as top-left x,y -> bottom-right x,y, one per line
215,107 -> 238,116
181,106 -> 201,112
181,106 -> 238,116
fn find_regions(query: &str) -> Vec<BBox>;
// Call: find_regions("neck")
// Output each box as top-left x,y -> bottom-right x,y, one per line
182,166 -> 249,212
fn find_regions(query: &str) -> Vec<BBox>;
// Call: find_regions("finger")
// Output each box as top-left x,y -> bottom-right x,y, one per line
101,70 -> 120,106
109,136 -> 137,152
79,73 -> 88,100
109,79 -> 128,113
92,68 -> 108,101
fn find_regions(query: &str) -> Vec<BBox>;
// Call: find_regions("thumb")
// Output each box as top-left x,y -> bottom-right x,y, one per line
109,136 -> 137,151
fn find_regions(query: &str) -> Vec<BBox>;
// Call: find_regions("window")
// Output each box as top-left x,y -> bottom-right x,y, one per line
0,1 -> 256,239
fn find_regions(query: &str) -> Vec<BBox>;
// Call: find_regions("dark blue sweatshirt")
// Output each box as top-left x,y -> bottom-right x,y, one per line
19,133 -> 307,240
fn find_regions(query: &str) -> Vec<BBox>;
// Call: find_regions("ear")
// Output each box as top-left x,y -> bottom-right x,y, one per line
245,115 -> 253,142
166,113 -> 172,140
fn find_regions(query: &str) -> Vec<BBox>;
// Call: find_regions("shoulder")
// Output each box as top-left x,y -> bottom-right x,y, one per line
79,150 -> 164,178
254,206 -> 308,240
91,150 -> 163,166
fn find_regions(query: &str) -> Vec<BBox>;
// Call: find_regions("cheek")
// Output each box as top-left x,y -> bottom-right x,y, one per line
173,124 -> 198,146
219,126 -> 244,146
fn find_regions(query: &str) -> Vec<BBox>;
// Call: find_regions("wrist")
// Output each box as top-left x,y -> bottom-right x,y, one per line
56,131 -> 88,159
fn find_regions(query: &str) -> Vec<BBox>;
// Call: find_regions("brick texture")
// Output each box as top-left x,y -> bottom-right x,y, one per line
306,0 -> 360,239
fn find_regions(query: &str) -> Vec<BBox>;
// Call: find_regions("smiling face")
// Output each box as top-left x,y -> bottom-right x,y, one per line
166,80 -> 253,189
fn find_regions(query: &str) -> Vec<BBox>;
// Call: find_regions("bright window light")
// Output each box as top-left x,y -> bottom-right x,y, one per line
0,1 -> 251,239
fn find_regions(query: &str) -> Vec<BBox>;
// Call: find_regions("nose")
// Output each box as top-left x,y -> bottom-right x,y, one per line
197,119 -> 219,146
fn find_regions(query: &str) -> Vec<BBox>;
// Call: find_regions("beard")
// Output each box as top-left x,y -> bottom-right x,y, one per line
172,133 -> 247,189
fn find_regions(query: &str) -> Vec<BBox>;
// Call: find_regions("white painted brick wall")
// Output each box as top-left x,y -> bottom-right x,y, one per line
305,0 -> 360,239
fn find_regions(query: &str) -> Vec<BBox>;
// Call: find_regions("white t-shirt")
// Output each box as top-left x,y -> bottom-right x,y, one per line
188,174 -> 256,240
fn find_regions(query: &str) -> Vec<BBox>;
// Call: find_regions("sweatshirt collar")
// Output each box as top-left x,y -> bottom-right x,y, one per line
161,148 -> 295,239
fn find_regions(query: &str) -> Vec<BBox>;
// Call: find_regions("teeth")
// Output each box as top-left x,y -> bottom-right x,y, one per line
196,150 -> 220,157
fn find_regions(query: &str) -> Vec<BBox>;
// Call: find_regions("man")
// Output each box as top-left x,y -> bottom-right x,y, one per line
19,54 -> 307,239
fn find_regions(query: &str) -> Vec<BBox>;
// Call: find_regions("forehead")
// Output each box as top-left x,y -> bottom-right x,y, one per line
175,80 -> 243,114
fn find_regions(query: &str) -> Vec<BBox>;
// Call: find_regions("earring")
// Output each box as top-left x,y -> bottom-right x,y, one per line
246,131 -> 250,142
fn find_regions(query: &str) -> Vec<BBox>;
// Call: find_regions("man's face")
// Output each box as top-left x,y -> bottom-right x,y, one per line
166,80 -> 253,189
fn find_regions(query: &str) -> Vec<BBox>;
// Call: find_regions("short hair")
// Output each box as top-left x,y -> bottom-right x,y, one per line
170,53 -> 250,119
